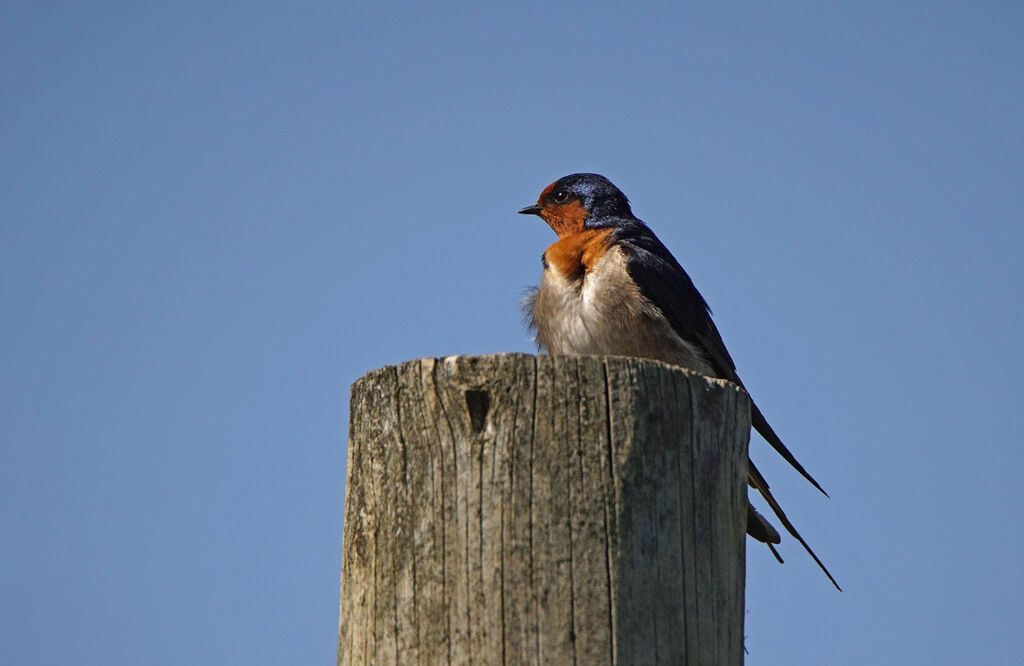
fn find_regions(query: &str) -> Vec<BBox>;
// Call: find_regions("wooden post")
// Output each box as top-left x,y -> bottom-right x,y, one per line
338,353 -> 750,665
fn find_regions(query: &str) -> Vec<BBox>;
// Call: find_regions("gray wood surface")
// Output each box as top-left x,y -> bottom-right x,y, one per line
339,353 -> 750,665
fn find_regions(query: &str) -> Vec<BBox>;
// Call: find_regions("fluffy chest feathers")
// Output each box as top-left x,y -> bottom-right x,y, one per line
524,229 -> 715,376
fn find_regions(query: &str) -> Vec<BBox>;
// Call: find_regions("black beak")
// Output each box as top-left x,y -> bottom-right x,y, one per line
518,205 -> 542,215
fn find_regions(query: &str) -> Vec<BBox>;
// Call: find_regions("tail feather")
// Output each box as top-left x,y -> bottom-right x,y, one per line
748,461 -> 842,591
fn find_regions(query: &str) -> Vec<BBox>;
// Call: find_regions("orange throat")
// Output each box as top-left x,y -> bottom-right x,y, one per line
540,200 -> 589,237
544,227 -> 615,278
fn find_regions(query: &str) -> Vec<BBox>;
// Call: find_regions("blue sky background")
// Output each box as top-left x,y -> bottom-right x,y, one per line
2,2 -> 1022,664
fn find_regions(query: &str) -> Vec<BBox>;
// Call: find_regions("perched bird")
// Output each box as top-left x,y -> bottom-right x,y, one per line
520,172 -> 839,590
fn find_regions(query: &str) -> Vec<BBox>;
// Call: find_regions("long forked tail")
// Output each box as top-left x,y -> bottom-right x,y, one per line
751,402 -> 829,498
748,461 -> 842,591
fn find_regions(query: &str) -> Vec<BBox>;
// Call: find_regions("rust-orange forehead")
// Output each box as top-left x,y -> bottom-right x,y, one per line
538,180 -> 560,202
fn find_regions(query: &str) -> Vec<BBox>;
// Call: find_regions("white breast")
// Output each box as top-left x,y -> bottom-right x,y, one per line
526,245 -> 715,376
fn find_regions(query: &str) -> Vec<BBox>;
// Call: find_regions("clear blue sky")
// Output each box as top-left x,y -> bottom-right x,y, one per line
2,2 -> 1021,664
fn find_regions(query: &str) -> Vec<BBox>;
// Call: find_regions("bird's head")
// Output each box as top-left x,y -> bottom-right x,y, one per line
518,173 -> 633,237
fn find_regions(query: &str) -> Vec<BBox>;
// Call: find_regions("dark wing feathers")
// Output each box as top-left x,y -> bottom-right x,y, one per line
751,402 -> 829,497
613,220 -> 826,493
612,221 -> 738,378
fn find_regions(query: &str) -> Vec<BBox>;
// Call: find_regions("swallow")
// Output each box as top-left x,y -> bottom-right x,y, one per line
520,173 -> 839,590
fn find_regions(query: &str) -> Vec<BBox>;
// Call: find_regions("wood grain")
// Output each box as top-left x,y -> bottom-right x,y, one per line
339,353 -> 750,665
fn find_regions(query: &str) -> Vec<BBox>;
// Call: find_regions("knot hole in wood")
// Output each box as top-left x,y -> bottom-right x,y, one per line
464,389 -> 490,434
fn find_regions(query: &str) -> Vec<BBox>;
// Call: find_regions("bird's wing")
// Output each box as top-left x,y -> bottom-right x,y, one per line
751,401 -> 828,496
615,221 -> 828,494
613,221 -> 738,378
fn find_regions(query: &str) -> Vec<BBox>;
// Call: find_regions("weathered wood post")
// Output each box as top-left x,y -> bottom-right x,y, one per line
338,353 -> 750,665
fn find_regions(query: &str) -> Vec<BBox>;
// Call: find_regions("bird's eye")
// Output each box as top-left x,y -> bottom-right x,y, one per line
553,190 -> 570,203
